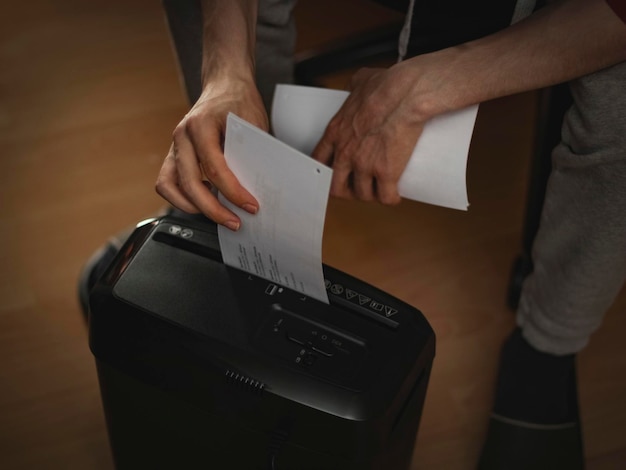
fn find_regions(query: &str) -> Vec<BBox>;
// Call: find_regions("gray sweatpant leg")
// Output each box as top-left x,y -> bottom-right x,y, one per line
255,0 -> 298,110
517,61 -> 626,355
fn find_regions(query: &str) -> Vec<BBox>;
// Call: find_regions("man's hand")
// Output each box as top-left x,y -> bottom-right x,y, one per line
156,0 -> 262,231
312,65 -> 429,205
312,0 -> 626,207
156,77 -> 267,231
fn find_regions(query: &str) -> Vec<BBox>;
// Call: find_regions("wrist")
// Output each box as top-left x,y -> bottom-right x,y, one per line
201,54 -> 256,89
395,50 -> 468,122
400,42 -> 502,120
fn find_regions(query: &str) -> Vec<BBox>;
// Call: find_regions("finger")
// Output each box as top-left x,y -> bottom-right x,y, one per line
374,176 -> 402,206
187,120 -> 259,214
329,167 -> 354,200
173,128 -> 242,229
373,126 -> 421,205
311,125 -> 336,166
202,179 -> 217,195
350,137 -> 380,202
155,146 -> 201,214
352,171 -> 376,202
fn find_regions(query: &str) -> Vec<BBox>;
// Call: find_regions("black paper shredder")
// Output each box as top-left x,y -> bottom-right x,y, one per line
88,214 -> 435,470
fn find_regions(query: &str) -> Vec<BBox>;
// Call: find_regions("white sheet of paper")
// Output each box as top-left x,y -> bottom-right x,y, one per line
218,113 -> 332,304
271,84 -> 478,211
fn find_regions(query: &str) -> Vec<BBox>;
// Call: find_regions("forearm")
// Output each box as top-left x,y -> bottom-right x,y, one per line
404,0 -> 626,118
200,0 -> 258,86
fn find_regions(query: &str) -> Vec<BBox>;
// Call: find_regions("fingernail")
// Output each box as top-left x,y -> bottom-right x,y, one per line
242,203 -> 258,214
224,220 -> 240,231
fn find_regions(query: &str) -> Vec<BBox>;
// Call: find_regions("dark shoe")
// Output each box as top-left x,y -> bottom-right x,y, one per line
478,329 -> 585,469
478,407 -> 584,470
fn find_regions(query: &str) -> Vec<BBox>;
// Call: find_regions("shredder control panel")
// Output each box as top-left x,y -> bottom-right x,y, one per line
255,304 -> 368,384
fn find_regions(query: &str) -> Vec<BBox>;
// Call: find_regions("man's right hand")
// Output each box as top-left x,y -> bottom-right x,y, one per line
156,76 -> 267,231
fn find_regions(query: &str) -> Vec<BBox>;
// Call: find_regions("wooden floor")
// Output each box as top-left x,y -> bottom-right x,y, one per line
1,0 -> 624,468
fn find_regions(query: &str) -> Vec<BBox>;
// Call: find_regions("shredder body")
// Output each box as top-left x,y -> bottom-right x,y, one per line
89,215 -> 435,469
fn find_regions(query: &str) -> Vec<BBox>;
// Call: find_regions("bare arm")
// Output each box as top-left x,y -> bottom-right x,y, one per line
156,0 -> 264,231
412,0 -> 626,116
313,0 -> 626,204
200,0 -> 257,86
